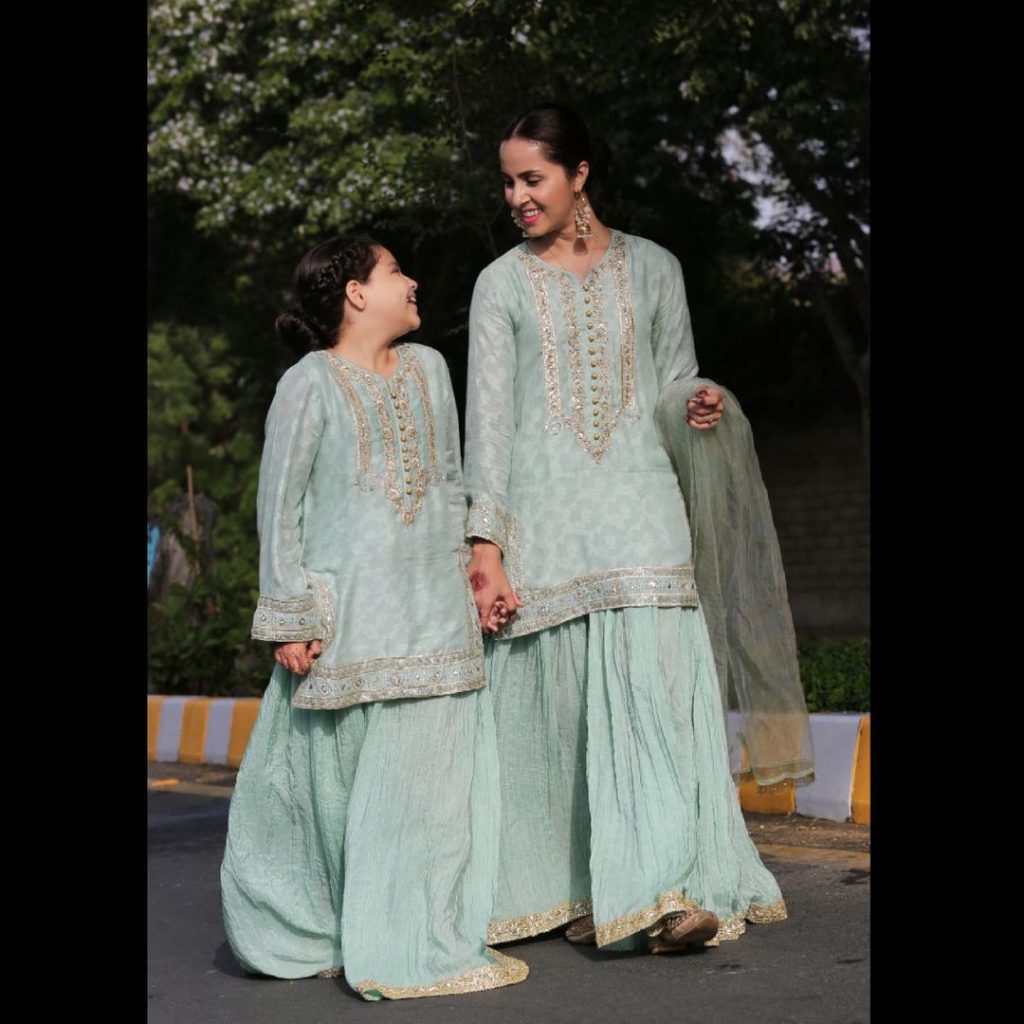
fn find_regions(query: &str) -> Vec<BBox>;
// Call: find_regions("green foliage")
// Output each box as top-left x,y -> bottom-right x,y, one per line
148,572 -> 272,696
147,2 -> 870,692
798,637 -> 870,712
148,322 -> 267,695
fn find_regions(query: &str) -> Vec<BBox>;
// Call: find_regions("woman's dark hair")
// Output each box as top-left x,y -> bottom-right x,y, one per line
275,235 -> 380,353
500,104 -> 611,198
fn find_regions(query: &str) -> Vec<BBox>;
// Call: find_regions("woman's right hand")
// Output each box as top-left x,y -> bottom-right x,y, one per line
468,540 -> 525,633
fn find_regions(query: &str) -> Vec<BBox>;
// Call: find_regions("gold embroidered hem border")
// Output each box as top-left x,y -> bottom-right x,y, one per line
495,565 -> 698,639
487,897 -> 594,944
703,899 -> 788,946
488,894 -> 786,947
352,948 -> 528,1000
292,645 -> 485,709
596,891 -> 699,947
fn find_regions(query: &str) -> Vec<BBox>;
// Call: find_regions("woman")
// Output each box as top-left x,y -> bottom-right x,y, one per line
220,235 -> 527,998
463,106 -> 813,954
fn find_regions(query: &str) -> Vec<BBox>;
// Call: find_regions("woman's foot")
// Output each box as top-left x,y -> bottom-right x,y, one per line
648,909 -> 719,953
564,913 -> 596,944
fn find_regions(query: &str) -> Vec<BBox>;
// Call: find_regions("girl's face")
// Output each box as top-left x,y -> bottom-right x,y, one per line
500,136 -> 588,238
357,247 -> 419,336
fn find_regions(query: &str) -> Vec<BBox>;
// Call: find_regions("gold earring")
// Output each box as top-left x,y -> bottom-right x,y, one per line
574,192 -> 592,239
510,207 -> 528,238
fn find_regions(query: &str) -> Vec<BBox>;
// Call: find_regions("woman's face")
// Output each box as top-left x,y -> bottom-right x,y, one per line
358,246 -> 420,335
500,136 -> 588,238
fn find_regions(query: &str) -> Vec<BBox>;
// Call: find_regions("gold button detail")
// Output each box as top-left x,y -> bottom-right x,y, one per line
590,359 -> 597,367
406,488 -> 413,495
586,310 -> 593,317
593,433 -> 600,440
584,296 -> 591,304
583,283 -> 590,291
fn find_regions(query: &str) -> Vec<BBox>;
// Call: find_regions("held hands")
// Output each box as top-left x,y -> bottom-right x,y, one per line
273,639 -> 323,676
686,386 -> 725,430
468,540 -> 525,634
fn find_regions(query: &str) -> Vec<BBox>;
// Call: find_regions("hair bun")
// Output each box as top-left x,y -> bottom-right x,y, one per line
275,307 -> 326,355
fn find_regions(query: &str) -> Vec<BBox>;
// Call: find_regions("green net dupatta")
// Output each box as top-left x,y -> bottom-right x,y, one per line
655,379 -> 815,792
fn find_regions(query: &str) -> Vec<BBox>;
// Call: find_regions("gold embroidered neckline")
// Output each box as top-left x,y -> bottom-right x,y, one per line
324,343 -> 404,383
520,229 -> 621,285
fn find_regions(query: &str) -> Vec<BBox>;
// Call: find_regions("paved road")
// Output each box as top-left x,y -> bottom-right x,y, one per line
148,773 -> 868,1024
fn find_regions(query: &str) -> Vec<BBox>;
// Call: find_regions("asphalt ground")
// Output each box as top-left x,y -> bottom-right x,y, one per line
148,762 -> 869,1023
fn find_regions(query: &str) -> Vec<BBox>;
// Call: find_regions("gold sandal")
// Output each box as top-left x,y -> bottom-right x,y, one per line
648,909 -> 719,953
564,913 -> 597,944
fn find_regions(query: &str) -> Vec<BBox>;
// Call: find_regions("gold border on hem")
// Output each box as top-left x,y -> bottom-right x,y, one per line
487,897 -> 593,944
487,894 -> 787,948
595,891 -> 699,947
351,948 -> 528,1000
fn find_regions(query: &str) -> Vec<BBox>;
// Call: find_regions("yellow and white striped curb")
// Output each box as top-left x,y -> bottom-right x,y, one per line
725,711 -> 870,824
149,697 -> 869,824
148,696 -> 261,768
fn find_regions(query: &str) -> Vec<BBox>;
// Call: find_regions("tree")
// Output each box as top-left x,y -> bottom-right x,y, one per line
149,0 -> 868,433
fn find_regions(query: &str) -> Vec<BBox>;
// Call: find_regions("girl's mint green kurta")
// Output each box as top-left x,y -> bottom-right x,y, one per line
463,230 -> 715,635
251,342 -> 483,708
223,341 -> 527,998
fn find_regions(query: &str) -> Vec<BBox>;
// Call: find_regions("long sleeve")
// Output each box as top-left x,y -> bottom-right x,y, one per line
437,353 -> 469,547
650,250 -> 714,395
463,267 -> 517,553
251,363 -> 327,643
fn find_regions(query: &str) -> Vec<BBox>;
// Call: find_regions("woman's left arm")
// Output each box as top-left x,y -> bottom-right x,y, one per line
650,249 -> 724,429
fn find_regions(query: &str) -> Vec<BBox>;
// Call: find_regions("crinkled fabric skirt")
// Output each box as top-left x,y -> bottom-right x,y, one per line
486,605 -> 787,952
220,665 -> 528,999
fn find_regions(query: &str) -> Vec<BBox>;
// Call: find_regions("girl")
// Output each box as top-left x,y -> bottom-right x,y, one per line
220,235 -> 527,999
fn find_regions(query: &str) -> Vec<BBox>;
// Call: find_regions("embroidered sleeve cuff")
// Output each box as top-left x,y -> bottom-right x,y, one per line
251,593 -> 325,643
466,498 -> 509,552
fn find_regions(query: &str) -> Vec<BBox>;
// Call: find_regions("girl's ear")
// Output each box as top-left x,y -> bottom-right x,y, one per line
345,277 -> 367,312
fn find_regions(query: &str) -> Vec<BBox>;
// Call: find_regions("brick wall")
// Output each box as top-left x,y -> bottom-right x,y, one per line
752,414 -> 869,639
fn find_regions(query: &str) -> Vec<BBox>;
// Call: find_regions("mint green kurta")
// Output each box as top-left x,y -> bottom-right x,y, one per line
251,342 -> 482,707
464,230 -> 715,634
464,232 -> 788,950
221,342 -> 527,998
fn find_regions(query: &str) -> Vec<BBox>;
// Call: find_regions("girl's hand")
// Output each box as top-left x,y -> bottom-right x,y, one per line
468,540 -> 525,633
273,639 -> 322,676
686,386 -> 725,430
486,599 -> 510,632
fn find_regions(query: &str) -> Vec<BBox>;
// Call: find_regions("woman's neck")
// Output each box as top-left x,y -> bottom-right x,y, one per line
528,217 -> 612,262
